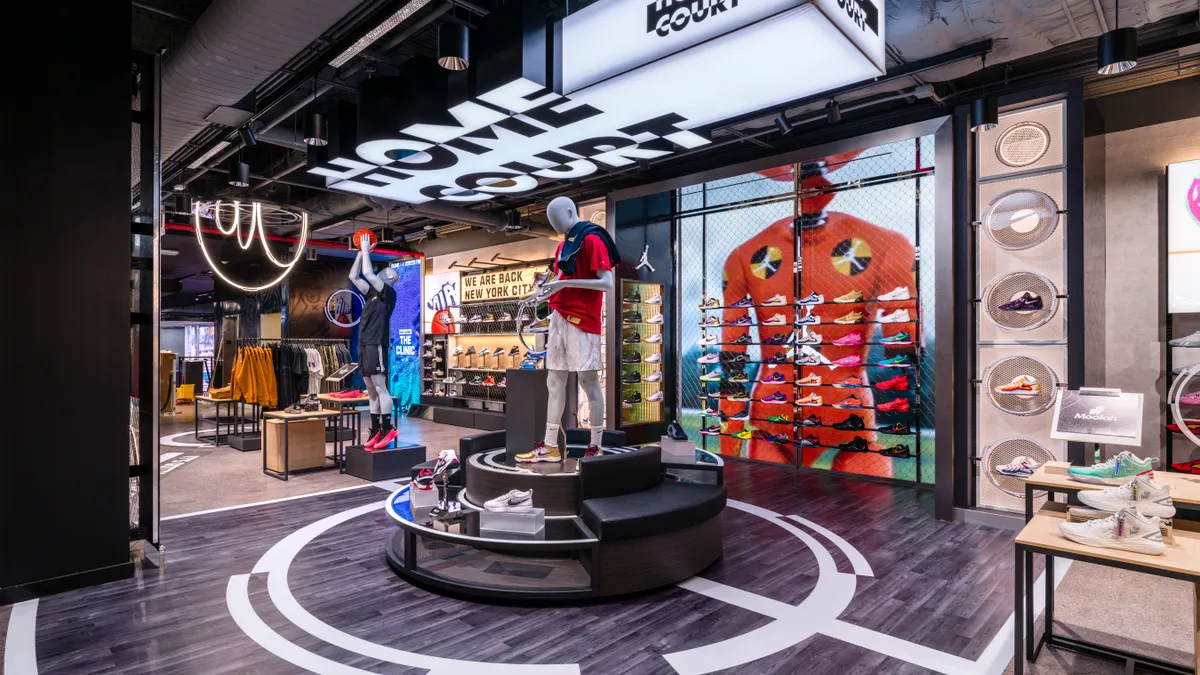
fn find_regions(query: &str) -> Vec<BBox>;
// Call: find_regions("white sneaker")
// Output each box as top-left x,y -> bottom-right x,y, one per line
878,286 -> 912,302
697,353 -> 719,364
645,371 -> 662,382
646,313 -> 664,324
1078,475 -> 1176,519
645,294 -> 663,304
647,391 -> 664,402
877,309 -> 911,324
762,294 -> 788,306
796,332 -> 822,345
646,333 -> 663,344
995,456 -> 1041,477
795,312 -> 820,326
453,345 -> 464,355
1058,508 -> 1164,555
646,353 -> 662,363
484,489 -> 533,513
1169,330 -> 1200,348
762,313 -> 788,325
698,335 -> 719,346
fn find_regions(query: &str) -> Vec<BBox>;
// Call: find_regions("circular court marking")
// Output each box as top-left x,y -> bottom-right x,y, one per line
160,431 -> 212,448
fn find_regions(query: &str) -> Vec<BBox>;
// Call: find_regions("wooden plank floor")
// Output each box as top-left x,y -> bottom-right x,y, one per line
18,462 -> 1124,674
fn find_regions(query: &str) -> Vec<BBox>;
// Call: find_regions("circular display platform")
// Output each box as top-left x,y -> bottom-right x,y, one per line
463,446 -> 628,516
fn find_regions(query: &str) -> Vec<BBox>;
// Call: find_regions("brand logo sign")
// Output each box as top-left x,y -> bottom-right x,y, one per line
1073,405 -> 1117,422
646,0 -> 741,37
460,266 -> 542,302
1052,389 -> 1142,443
836,0 -> 879,35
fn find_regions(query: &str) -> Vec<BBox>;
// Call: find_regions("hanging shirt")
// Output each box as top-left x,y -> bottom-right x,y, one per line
306,347 -> 324,395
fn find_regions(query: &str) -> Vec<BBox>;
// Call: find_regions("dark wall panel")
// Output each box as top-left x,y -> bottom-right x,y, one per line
1,8 -> 133,596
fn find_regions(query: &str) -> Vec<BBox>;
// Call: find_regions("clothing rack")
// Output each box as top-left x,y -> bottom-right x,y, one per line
236,337 -> 348,344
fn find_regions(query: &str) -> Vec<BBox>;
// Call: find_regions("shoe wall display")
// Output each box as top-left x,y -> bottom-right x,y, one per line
620,279 -> 666,427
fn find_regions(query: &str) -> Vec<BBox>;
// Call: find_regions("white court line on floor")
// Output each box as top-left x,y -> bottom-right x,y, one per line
3,599 -> 39,675
786,514 -> 874,577
161,480 -> 402,521
160,452 -> 182,462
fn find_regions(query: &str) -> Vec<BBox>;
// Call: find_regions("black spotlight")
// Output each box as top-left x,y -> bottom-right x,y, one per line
228,161 -> 250,188
825,99 -> 841,124
438,23 -> 470,71
1097,28 -> 1137,74
303,112 -> 328,146
774,113 -> 792,135
237,125 -> 257,147
970,95 -> 999,132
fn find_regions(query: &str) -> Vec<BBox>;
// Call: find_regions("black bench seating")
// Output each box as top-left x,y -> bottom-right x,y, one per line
413,429 -> 629,489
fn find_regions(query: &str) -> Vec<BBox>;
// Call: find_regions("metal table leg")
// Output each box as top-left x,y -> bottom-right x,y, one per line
1042,554 -> 1054,660
1014,544 -> 1024,675
283,418 -> 290,481
1025,549 -> 1034,660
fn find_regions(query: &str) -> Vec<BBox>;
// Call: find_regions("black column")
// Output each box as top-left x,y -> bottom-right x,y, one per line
1,8 -> 134,601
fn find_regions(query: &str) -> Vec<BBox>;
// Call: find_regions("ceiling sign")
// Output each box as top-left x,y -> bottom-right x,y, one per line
308,0 -> 884,205
460,266 -> 542,302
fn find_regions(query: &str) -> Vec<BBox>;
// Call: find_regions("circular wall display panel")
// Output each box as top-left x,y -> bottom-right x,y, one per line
982,189 -> 1059,251
981,271 -> 1059,332
984,355 -> 1059,416
996,122 -> 1051,168
983,437 -> 1055,498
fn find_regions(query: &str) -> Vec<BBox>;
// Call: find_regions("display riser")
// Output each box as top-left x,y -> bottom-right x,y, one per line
228,433 -> 260,452
344,444 -> 427,481
430,406 -> 506,431
325,426 -> 355,443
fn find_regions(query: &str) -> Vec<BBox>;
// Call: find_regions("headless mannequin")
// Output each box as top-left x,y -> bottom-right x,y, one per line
350,234 -> 399,446
537,197 -> 613,453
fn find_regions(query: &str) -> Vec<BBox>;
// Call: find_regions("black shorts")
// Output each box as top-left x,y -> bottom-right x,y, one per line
358,343 -> 388,377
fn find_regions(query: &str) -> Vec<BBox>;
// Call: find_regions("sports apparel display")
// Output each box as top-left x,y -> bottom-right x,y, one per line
994,375 -> 1040,395
1058,508 -> 1165,555
1067,451 -> 1156,485
484,489 -> 534,513
995,456 -> 1041,477
1076,476 -> 1175,519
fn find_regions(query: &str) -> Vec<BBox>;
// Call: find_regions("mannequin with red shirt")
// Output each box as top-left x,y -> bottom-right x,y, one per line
516,196 -> 617,463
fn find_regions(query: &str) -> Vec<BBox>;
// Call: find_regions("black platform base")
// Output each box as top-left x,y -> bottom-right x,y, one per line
325,426 -> 355,443
345,443 -> 427,481
431,406 -> 506,430
227,432 -> 260,452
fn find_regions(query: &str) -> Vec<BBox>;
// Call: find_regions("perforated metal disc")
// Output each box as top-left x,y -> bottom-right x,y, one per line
982,189 -> 1059,251
983,437 -> 1054,497
982,271 -> 1059,331
996,122 -> 1051,168
984,355 -> 1059,415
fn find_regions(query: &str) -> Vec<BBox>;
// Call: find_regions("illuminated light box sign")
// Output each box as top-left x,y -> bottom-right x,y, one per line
460,266 -> 543,302
1167,158 -> 1200,314
309,0 -> 883,205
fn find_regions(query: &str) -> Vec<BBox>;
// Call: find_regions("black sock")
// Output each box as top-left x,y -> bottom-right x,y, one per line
370,414 -> 381,435
381,414 -> 393,432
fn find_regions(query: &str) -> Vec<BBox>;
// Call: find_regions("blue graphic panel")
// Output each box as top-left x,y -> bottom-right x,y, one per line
388,259 -> 422,412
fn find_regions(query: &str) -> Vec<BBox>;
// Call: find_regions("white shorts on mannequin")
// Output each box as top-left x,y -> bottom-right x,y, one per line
545,310 -> 602,372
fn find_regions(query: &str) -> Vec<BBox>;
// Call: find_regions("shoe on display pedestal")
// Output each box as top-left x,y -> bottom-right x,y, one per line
1058,507 -> 1165,555
667,420 -> 688,441
484,489 -> 534,513
516,441 -> 562,463
1068,450 -> 1156,485
994,375 -> 1040,396
1077,475 -> 1176,518
995,456 -> 1042,477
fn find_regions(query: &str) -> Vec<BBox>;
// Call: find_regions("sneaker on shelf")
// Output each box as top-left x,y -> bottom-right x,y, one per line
998,292 -> 1043,312
516,442 -> 562,463
423,339 -> 432,347
525,317 -> 551,333
878,444 -> 912,458
731,316 -> 754,326
647,391 -> 664,402
667,420 -> 688,440
833,415 -> 866,431
700,425 -> 722,436
698,335 -> 720,346
878,354 -> 912,368
697,353 -> 720,364
796,393 -> 822,407
623,352 -> 642,364
727,391 -> 751,402
798,434 -> 820,448
469,376 -> 483,385
834,375 -> 865,388
1179,392 -> 1200,405
623,392 -> 643,407
1067,450 -> 1156,485
1058,508 -> 1164,555
730,295 -> 755,308
646,353 -> 662,364
645,294 -> 663,304
482,375 -> 496,386
1170,459 -> 1200,475
834,310 -> 863,324
453,345 -> 464,356
499,311 -> 513,321
831,355 -> 863,367
833,332 -> 864,346
733,429 -> 753,440
880,332 -> 913,346
766,352 -> 792,364
796,292 -> 824,306
646,313 -> 665,324
443,376 -> 456,384
423,388 -> 433,395
878,286 -> 912,302
761,313 -> 788,326
766,414 -> 791,424
448,389 -> 459,396
838,437 -> 870,453
698,371 -> 721,382
484,489 -> 533,513
832,395 -> 863,409
763,332 -> 793,345
995,456 -> 1042,477
760,432 -> 790,444
761,372 -> 787,384
623,290 -> 642,303
484,313 -> 496,322
876,375 -> 909,390
795,312 -> 821,326
797,354 -> 822,366
1168,330 -> 1200,347
699,316 -> 721,327
797,373 -> 823,386
994,375 -> 1041,396
623,332 -> 642,344
877,422 -> 911,434
877,398 -> 910,413
731,334 -> 753,345
728,373 -> 750,383
465,346 -> 476,355
469,314 -> 483,323
423,350 -> 434,358
498,377 -> 507,388
646,333 -> 663,344
834,290 -> 864,303
623,312 -> 643,324
645,371 -> 663,382
877,309 -> 911,324
760,392 -> 788,403
479,347 -> 492,357
699,298 -> 721,309
1166,419 -> 1200,433
798,414 -> 823,427
623,372 -> 643,384
456,375 -> 468,383
1077,475 -> 1175,518
762,294 -> 789,306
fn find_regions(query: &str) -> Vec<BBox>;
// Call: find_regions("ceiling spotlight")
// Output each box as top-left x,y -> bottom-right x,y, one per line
774,113 -> 792,135
305,247 -> 319,261
228,161 -> 250,188
172,182 -> 186,192
437,23 -> 470,71
825,99 -> 841,124
970,95 -> 999,132
423,224 -> 439,241
303,112 -> 328,146
237,125 -> 257,147
1097,0 -> 1137,75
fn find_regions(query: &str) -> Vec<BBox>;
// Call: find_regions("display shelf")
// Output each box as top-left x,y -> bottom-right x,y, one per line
796,443 -> 915,458
620,279 -> 666,427
795,423 -> 918,435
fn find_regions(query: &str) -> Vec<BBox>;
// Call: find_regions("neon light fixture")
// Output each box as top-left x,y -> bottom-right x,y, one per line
193,200 -> 309,292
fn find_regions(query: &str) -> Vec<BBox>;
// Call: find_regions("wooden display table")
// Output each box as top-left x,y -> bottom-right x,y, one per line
261,409 -> 344,481
317,393 -> 367,446
1023,462 -> 1200,520
194,394 -> 249,446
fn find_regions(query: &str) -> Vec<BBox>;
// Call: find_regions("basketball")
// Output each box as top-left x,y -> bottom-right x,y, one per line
353,228 -> 377,251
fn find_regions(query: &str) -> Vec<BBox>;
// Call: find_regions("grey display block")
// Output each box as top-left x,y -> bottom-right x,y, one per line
345,443 -> 426,481
228,433 -> 260,452
658,436 -> 697,462
480,508 -> 546,541
504,368 -> 576,465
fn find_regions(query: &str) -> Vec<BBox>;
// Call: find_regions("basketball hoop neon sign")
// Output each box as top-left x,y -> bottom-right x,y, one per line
193,200 -> 310,292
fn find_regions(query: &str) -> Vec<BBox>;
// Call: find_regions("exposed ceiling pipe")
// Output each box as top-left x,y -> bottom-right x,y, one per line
251,127 -> 309,151
181,1 -> 455,188
363,196 -> 509,230
250,158 -> 308,192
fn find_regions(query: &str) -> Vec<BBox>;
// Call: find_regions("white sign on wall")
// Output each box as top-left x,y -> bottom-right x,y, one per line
423,270 -> 461,334
1167,158 -> 1200,314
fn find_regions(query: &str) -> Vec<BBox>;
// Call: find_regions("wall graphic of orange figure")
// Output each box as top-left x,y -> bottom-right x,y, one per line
717,150 -> 919,477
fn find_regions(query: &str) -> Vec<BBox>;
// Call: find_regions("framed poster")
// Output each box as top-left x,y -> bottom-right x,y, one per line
1167,159 -> 1200,314
1050,387 -> 1144,447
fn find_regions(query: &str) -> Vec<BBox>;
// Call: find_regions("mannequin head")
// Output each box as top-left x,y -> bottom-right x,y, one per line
379,266 -> 398,285
546,196 -> 578,235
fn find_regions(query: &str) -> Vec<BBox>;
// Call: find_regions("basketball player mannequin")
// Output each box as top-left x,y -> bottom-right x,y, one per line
351,234 -> 400,449
517,196 -> 615,463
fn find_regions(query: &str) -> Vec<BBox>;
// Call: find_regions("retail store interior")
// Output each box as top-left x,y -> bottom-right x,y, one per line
3,1 -> 1200,674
